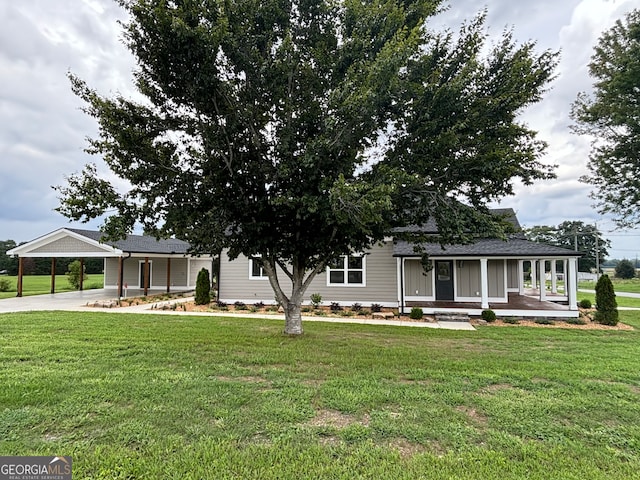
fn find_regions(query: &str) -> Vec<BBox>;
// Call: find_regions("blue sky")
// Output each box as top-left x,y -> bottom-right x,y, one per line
1,0 -> 639,260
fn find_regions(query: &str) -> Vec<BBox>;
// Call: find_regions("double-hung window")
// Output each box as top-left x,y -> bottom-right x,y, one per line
327,255 -> 365,286
249,256 -> 267,279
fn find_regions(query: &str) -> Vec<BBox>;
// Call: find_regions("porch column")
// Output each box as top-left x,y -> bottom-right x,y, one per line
539,259 -> 546,301
143,257 -> 150,296
530,260 -> 537,290
551,260 -> 557,294
117,256 -> 124,298
17,257 -> 24,297
480,258 -> 489,309
50,258 -> 57,294
166,258 -> 171,293
563,260 -> 568,293
568,257 -> 578,310
397,257 -> 404,313
79,258 -> 85,291
518,260 -> 525,295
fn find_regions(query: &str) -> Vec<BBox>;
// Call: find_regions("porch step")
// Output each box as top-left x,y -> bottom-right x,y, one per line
435,312 -> 470,322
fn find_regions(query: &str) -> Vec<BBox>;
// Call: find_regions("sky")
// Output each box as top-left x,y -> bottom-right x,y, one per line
1,0 -> 639,260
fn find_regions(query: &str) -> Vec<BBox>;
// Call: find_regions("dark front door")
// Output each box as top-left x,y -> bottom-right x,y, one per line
435,261 -> 454,301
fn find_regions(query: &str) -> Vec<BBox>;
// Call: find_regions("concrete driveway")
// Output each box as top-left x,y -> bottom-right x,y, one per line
0,289 -> 121,313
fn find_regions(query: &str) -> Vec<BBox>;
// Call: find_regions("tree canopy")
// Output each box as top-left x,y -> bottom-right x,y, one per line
523,221 -> 610,272
55,0 -> 558,334
571,9 -> 640,227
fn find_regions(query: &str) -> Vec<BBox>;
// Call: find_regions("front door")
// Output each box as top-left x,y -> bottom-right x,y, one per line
435,261 -> 454,301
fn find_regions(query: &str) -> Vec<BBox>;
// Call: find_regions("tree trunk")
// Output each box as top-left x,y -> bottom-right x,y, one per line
284,302 -> 303,335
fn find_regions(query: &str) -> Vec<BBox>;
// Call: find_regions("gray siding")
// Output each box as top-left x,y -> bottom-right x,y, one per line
488,259 -> 505,297
104,257 -> 198,288
219,242 -> 398,305
507,259 -> 519,289
456,260 -> 481,297
405,260 -> 432,296
189,259 -> 212,286
31,236 -> 106,254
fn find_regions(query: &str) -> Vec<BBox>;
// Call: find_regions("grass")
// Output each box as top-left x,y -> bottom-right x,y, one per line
578,292 -> 640,309
1,311 -> 640,478
580,277 -> 640,294
0,274 -> 103,299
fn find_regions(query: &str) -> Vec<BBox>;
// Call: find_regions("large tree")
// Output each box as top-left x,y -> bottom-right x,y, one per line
571,9 -> 640,227
524,221 -> 610,272
56,0 -> 557,334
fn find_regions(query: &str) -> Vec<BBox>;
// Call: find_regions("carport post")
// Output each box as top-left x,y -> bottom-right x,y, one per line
144,257 -> 149,296
117,256 -> 124,298
79,258 -> 85,291
17,257 -> 23,297
50,258 -> 56,294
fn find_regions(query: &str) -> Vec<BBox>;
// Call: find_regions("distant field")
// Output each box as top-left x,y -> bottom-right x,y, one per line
0,274 -> 103,299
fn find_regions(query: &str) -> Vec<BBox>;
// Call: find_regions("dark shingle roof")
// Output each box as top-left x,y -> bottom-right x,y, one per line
393,238 -> 581,258
392,208 -> 522,234
67,228 -> 190,254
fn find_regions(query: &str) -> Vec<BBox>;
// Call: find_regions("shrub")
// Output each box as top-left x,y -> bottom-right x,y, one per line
481,309 -> 496,322
194,268 -> 211,305
503,317 -> 520,324
66,260 -> 87,290
534,318 -> 555,325
216,301 -> 227,308
310,293 -> 322,308
254,301 -> 265,309
614,259 -> 636,279
0,277 -> 11,292
578,298 -> 592,309
566,318 -> 587,325
330,302 -> 343,311
409,307 -> 423,319
234,301 -> 247,310
351,302 -> 362,312
370,303 -> 382,313
594,274 -> 618,326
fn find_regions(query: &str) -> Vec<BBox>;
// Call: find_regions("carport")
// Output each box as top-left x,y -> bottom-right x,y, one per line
7,228 -> 213,298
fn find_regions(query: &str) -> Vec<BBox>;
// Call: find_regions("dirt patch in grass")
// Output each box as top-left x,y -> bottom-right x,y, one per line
387,438 -> 427,458
308,409 -> 370,428
456,406 -> 488,428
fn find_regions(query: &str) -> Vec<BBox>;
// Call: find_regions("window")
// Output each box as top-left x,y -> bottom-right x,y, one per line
249,256 -> 267,279
327,255 -> 365,286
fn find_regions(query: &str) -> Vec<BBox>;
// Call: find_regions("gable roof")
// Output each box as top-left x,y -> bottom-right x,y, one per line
7,227 -> 192,257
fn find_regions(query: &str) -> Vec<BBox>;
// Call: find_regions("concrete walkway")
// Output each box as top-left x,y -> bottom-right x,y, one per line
0,290 -> 475,331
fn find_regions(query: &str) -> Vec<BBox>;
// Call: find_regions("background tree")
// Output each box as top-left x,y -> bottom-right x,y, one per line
524,221 -> 610,271
0,240 -> 19,275
614,259 -> 636,279
594,274 -> 619,326
571,9 -> 640,227
194,268 -> 211,305
66,260 -> 87,290
56,0 -> 557,335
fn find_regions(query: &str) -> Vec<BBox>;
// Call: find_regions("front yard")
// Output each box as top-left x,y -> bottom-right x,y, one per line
1,310 -> 639,479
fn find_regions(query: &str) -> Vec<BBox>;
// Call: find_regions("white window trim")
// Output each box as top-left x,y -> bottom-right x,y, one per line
248,255 -> 268,280
326,254 -> 366,287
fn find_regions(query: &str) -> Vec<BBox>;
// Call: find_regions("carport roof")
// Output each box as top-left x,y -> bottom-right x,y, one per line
7,227 -> 192,257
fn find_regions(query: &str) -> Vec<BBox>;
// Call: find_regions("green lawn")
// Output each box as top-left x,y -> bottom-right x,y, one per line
578,292 -> 640,309
580,277 -> 640,294
1,312 -> 639,479
0,274 -> 103,299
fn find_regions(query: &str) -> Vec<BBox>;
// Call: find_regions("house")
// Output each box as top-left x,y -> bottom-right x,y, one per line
218,209 -> 582,318
6,228 -> 213,297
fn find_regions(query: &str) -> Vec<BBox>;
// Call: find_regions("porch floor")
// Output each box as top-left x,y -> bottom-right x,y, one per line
407,292 -> 569,312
